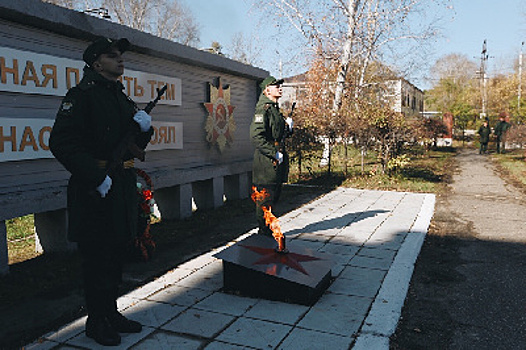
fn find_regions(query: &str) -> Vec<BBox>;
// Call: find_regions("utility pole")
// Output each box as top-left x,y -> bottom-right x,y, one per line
476,39 -> 489,119
519,42 -> 524,116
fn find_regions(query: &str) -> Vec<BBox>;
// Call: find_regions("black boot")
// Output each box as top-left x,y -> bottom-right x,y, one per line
108,311 -> 142,333
86,316 -> 121,346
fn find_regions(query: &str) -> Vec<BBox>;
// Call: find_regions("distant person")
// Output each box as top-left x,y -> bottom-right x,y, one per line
49,37 -> 153,346
494,114 -> 511,153
478,120 -> 491,154
250,76 -> 293,236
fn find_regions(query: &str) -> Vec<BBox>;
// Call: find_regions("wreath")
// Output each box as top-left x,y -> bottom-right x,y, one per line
129,168 -> 156,262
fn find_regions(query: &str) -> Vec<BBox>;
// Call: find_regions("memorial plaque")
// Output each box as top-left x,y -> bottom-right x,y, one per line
214,234 -> 333,305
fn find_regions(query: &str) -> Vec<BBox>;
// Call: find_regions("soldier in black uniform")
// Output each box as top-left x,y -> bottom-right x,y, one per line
494,114 -> 511,153
49,37 -> 153,346
478,119 -> 491,154
250,76 -> 293,236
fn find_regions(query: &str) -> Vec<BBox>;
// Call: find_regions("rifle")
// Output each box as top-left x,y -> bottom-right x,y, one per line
280,101 -> 296,151
274,102 -> 296,169
106,84 -> 168,175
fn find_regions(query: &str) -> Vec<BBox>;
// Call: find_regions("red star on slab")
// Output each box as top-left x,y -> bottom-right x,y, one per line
240,244 -> 321,276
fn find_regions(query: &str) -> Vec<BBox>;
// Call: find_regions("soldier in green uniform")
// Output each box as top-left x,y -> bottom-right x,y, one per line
478,119 -> 491,154
494,114 -> 511,153
250,76 -> 293,236
49,37 -> 153,346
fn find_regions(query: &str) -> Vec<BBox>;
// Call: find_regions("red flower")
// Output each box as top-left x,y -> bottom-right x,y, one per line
142,189 -> 153,201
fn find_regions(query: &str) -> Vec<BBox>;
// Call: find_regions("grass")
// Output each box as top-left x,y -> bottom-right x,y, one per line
491,149 -> 526,189
290,145 -> 455,193
6,216 -> 40,264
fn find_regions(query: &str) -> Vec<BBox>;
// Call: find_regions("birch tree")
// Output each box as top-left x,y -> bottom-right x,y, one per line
254,0 -> 451,114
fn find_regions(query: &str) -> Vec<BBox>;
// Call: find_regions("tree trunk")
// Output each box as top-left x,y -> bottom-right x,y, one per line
332,0 -> 361,113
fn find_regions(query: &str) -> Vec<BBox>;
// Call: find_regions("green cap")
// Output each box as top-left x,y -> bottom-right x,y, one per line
83,37 -> 130,66
260,76 -> 284,90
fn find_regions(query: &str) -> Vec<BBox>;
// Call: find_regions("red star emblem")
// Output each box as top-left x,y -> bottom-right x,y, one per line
239,244 -> 321,276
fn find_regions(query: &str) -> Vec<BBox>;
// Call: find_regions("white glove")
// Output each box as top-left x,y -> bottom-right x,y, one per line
133,110 -> 152,132
275,151 -> 283,165
96,175 -> 112,198
286,117 -> 293,130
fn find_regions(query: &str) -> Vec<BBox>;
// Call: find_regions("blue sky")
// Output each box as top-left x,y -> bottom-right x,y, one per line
182,0 -> 526,90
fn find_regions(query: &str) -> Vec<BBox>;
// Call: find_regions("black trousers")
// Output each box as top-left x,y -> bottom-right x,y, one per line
253,183 -> 283,236
480,142 -> 488,154
496,136 -> 504,153
78,240 -> 124,318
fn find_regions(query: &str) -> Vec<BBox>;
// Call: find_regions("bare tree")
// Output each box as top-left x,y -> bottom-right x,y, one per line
43,0 -> 200,46
227,32 -> 262,66
253,0 -> 451,115
426,53 -> 479,117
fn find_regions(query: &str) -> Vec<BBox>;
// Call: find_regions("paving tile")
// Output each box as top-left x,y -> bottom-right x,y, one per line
328,274 -> 382,298
162,309 -> 235,338
118,295 -> 141,310
42,316 -> 86,343
194,292 -> 258,316
23,188 -> 435,350
319,242 -> 359,256
298,293 -> 370,336
357,247 -> 397,260
125,278 -> 173,300
244,299 -> 309,325
350,255 -> 393,270
177,253 -> 217,272
156,267 -> 195,286
67,325 -> 156,349
295,232 -> 334,243
147,284 -> 214,307
352,333 -> 389,350
129,330 -> 203,350
288,238 -> 326,251
22,339 -> 59,350
277,327 -> 353,350
204,341 -> 254,349
339,266 -> 387,281
216,317 -> 293,349
120,300 -> 186,328
175,269 -> 223,291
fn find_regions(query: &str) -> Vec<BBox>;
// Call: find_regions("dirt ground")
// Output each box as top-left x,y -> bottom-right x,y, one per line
391,148 -> 526,349
0,185 -> 330,350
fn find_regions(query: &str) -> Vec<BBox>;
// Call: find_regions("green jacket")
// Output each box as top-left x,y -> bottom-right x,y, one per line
494,120 -> 510,137
250,94 -> 290,185
478,125 -> 491,143
49,67 -> 153,243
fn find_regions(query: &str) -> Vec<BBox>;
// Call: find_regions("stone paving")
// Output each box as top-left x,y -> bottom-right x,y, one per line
25,187 -> 435,350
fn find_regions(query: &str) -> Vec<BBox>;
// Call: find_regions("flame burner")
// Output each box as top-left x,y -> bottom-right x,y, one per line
276,236 -> 287,253
214,234 -> 333,306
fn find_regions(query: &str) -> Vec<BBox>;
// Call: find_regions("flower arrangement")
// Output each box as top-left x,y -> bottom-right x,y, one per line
132,168 -> 156,262
137,183 -> 156,219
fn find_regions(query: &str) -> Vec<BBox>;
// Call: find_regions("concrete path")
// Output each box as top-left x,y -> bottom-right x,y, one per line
442,149 -> 526,348
25,187 -> 435,350
392,148 -> 526,349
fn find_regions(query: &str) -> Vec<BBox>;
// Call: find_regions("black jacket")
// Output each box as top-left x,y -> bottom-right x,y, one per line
50,67 -> 152,243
